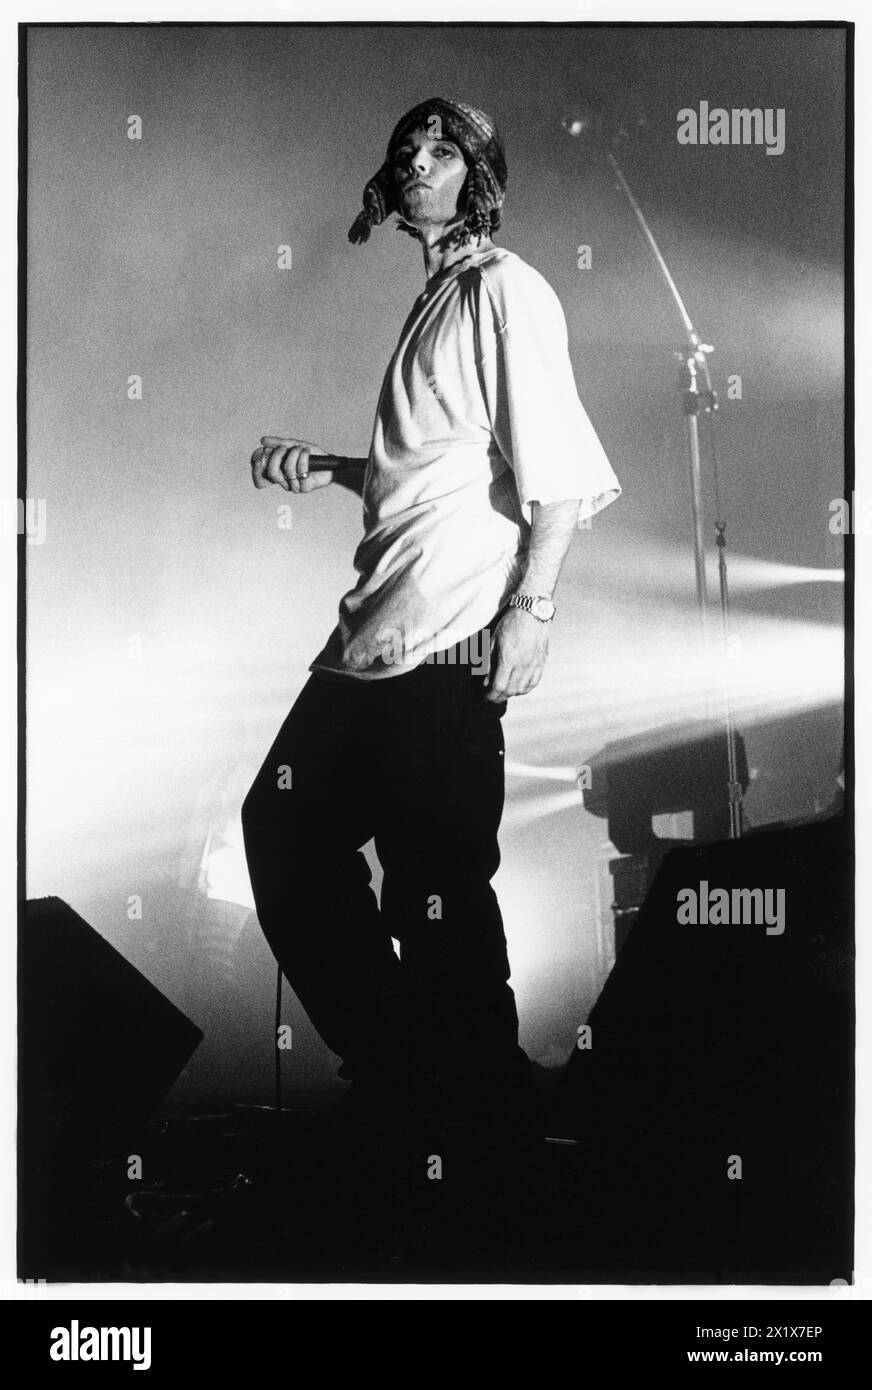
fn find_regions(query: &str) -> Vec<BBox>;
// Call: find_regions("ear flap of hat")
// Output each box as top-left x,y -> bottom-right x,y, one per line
461,160 -> 503,241
348,167 -> 394,244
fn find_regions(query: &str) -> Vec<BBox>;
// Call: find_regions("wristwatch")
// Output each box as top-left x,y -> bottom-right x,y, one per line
508,592 -> 556,623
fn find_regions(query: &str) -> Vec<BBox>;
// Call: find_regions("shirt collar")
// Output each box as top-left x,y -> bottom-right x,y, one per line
423,245 -> 502,292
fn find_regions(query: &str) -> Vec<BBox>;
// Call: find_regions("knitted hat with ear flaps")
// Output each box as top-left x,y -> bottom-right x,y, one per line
348,97 -> 508,247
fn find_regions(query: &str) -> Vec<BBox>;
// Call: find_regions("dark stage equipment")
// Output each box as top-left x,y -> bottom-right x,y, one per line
583,718 -> 750,953
19,897 -> 203,1164
554,813 -> 853,1282
19,897 -> 204,1277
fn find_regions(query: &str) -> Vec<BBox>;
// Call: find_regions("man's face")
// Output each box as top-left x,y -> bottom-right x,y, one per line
390,125 -> 469,229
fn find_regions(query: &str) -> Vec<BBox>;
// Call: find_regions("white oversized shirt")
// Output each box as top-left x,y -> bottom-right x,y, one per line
309,245 -> 621,680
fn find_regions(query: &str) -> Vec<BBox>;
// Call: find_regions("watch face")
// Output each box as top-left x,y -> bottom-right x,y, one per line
532,598 -> 555,621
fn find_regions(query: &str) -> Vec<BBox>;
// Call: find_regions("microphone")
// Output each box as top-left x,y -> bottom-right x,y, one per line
253,447 -> 359,472
303,455 -> 357,472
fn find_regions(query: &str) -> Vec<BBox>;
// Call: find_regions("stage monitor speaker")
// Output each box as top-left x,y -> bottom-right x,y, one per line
557,815 -> 853,1282
583,718 -> 751,853
19,896 -> 204,1166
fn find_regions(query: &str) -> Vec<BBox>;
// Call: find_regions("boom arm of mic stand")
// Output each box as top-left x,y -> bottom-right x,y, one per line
604,148 -> 743,838
606,149 -> 715,636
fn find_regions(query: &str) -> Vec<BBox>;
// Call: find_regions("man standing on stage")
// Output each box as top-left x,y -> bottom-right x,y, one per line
242,97 -> 621,1148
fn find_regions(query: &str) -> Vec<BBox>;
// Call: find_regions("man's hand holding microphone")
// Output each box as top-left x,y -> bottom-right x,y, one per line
250,437 -> 366,496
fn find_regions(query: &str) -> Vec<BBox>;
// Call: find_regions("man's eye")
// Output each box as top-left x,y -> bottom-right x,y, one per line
393,144 -> 457,168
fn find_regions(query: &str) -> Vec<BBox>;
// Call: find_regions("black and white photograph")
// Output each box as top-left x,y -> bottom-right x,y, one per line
13,13 -> 856,1300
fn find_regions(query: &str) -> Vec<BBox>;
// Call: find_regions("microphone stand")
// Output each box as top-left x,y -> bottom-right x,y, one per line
606,148 -> 744,840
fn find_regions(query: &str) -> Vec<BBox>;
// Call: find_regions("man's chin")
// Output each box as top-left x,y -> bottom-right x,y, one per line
399,193 -> 431,218
399,202 -> 463,232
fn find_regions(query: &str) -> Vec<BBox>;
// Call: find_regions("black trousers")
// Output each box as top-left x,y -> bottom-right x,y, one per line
241,628 -> 527,1106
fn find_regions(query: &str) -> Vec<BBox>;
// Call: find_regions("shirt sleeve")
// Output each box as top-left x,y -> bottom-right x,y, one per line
475,256 -> 622,526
